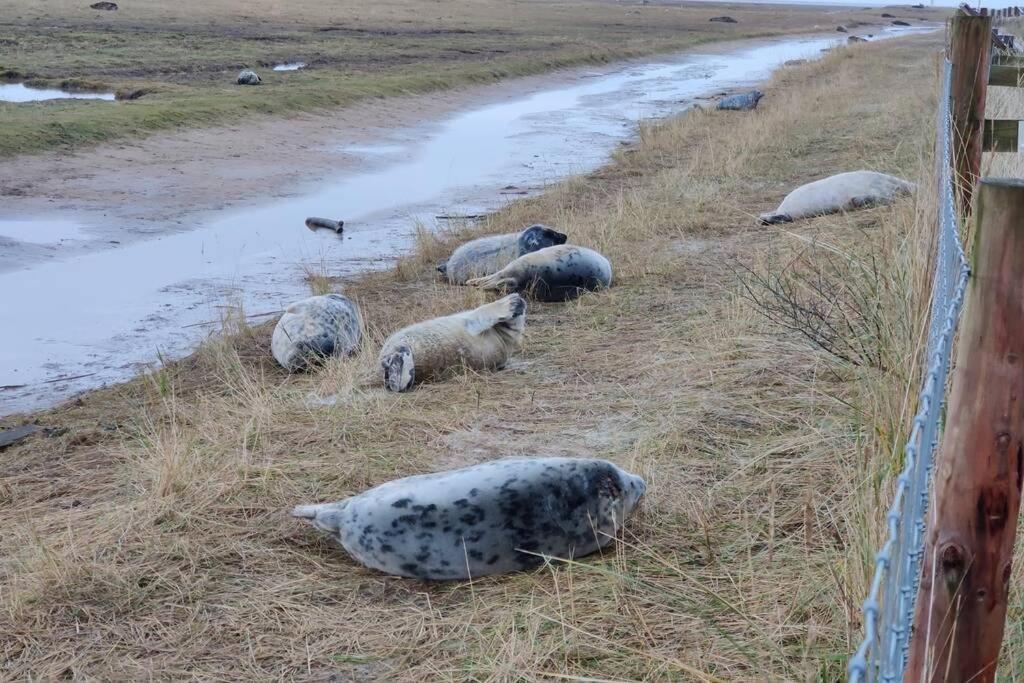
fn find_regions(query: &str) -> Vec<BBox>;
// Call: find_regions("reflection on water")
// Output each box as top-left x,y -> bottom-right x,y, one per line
0,83 -> 115,102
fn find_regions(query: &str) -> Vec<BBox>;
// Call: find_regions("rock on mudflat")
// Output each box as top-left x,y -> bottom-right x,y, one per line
709,15 -> 737,23
836,25 -> 848,33
89,1 -> 117,9
716,89 -> 763,111
848,36 -> 868,44
892,20 -> 911,26
237,69 -> 261,85
305,217 -> 344,234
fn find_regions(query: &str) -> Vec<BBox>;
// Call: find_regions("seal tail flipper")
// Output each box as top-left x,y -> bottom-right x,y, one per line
292,504 -> 322,519
463,293 -> 527,335
465,272 -> 518,292
381,345 -> 415,392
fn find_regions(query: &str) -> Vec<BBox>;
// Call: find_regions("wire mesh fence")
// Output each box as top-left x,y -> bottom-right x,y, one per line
847,59 -> 972,682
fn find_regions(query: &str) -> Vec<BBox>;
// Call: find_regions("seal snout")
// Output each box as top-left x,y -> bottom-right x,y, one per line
382,344 -> 415,392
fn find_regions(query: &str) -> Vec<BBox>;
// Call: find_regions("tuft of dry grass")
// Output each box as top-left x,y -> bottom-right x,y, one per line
2,33 -> 988,680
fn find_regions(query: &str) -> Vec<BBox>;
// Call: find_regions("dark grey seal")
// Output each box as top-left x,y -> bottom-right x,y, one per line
305,217 -> 345,234
237,69 -> 261,85
716,90 -> 763,111
437,224 -> 567,285
271,294 -> 362,372
292,457 -> 647,580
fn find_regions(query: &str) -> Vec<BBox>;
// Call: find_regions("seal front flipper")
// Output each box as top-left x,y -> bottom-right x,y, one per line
462,294 -> 527,336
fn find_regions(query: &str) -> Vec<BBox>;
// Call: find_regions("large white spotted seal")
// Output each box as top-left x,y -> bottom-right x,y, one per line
378,293 -> 526,392
466,244 -> 612,302
437,224 -> 567,285
271,294 -> 362,372
292,457 -> 647,580
759,170 -> 915,225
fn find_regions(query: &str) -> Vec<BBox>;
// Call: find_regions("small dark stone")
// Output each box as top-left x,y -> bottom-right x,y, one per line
89,1 -> 117,9
709,15 -> 737,23
892,20 -> 911,26
836,25 -> 848,33
881,12 -> 894,17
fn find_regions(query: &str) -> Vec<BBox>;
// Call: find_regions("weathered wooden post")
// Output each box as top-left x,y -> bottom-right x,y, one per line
905,178 -> 1024,682
949,13 -> 993,211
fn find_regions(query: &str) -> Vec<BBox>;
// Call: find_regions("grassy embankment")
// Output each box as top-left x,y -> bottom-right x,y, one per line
8,31 -> 1022,680
0,0 -> 940,156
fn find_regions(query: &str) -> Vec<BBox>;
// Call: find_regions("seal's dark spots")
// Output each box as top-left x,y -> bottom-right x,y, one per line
468,550 -> 484,561
392,498 -> 412,509
400,563 -> 420,575
487,555 -> 500,565
469,488 -> 480,497
380,544 -> 394,553
454,498 -> 469,507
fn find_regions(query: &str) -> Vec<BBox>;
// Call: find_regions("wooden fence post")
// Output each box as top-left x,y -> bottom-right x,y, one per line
905,178 -> 1024,682
949,13 -> 993,211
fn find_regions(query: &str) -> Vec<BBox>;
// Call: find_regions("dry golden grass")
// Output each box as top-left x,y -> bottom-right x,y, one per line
4,32 -> 999,681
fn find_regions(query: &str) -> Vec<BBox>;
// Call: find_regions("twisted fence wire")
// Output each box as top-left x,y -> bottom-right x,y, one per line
847,59 -> 971,682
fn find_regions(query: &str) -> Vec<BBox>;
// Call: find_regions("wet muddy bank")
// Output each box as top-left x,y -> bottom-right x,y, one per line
0,25 -> 935,415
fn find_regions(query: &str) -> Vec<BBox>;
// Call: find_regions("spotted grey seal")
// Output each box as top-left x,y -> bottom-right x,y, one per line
237,69 -> 261,85
466,244 -> 612,302
437,224 -> 567,285
272,294 -> 362,372
759,171 -> 915,225
292,457 -> 647,579
379,293 -> 525,392
717,90 -> 763,111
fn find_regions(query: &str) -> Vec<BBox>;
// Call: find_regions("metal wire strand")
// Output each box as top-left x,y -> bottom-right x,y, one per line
847,59 -> 970,683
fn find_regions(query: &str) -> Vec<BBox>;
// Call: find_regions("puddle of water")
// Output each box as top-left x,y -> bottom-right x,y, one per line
0,26 -> 936,414
273,63 -> 307,71
0,83 -> 116,103
0,219 -> 86,244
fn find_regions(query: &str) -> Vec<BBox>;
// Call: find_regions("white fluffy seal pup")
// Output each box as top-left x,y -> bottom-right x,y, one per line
272,294 -> 362,372
292,457 -> 647,580
378,293 -> 525,392
759,170 -> 915,225
437,224 -> 567,285
466,244 -> 612,302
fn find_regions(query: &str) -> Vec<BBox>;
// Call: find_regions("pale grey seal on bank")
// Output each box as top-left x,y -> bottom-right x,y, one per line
437,224 -> 567,285
466,244 -> 612,302
378,293 -> 525,392
292,457 -> 647,579
759,170 -> 915,225
271,294 -> 362,372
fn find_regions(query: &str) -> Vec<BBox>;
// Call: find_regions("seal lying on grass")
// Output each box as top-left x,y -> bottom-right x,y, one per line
759,171 -> 915,225
272,294 -> 362,372
237,69 -> 261,85
379,293 -> 526,392
466,244 -> 612,302
292,457 -> 647,579
437,224 -> 567,285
